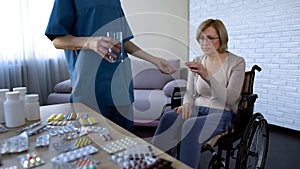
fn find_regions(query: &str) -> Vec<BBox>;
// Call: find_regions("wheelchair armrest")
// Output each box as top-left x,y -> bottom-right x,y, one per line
160,87 -> 186,116
170,87 -> 186,109
241,93 -> 258,100
239,93 -> 258,110
245,93 -> 258,103
171,87 -> 187,97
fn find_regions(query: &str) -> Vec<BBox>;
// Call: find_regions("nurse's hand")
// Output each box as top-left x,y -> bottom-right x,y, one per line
174,103 -> 192,120
86,36 -> 121,63
52,35 -> 121,63
152,57 -> 177,74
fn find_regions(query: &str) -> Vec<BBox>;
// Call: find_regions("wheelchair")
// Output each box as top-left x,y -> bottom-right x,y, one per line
162,65 -> 269,169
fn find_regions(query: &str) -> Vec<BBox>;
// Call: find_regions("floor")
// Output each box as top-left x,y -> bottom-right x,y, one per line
264,125 -> 300,169
133,124 -> 300,169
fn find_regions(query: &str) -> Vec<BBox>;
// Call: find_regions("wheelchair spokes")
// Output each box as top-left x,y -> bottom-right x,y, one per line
236,113 -> 269,169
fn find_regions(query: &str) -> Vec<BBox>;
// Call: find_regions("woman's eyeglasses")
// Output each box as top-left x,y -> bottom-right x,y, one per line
199,36 -> 219,43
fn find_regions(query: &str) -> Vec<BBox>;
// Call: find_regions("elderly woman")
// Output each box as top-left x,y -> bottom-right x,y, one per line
152,19 -> 245,169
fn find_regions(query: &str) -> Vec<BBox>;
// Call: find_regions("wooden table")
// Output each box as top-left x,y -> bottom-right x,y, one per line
0,103 -> 191,169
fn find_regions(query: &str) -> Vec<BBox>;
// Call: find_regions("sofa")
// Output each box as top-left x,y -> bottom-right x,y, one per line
47,58 -> 187,126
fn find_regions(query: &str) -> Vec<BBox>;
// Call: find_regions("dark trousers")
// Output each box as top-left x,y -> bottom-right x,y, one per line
152,106 -> 234,169
99,104 -> 134,132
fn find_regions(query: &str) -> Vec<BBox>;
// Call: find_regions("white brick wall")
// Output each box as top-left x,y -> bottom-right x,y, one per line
190,0 -> 300,131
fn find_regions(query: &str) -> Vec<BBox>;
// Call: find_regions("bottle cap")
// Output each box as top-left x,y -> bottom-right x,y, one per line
25,94 -> 39,101
5,91 -> 20,100
13,87 -> 27,95
0,89 -> 9,97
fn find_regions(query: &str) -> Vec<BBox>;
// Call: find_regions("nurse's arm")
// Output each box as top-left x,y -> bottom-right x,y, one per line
124,41 -> 176,74
52,35 -> 119,62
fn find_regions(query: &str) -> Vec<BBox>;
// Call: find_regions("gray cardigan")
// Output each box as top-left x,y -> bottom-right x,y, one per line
183,52 -> 246,113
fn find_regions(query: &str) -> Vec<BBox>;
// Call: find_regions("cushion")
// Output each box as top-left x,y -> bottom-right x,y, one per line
47,93 -> 71,105
133,89 -> 168,120
162,79 -> 187,97
53,79 -> 72,93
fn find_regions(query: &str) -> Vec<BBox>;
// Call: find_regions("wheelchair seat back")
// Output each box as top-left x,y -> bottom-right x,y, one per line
235,65 -> 262,133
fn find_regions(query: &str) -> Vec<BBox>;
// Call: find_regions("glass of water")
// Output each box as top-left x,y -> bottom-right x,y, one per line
106,31 -> 123,63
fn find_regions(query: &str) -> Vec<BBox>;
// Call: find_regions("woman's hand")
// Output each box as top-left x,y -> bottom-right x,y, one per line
174,103 -> 192,120
185,61 -> 209,81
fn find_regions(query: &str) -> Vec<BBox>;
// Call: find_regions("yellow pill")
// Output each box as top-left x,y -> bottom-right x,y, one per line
88,117 -> 97,125
62,121 -> 68,125
54,114 -> 65,121
49,114 -> 57,119
47,114 -> 57,122
79,118 -> 88,126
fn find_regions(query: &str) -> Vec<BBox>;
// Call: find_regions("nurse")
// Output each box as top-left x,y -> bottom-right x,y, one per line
45,0 -> 176,131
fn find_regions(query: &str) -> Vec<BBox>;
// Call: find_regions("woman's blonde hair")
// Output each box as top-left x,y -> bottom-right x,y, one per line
196,19 -> 228,53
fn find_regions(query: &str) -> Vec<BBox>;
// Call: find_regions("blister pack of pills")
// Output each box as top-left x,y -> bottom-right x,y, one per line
48,123 -> 78,137
18,152 -> 45,169
78,112 -> 98,126
51,145 -> 99,163
120,157 -> 156,169
72,156 -> 99,169
53,137 -> 93,152
35,134 -> 50,147
47,113 -> 65,123
1,132 -> 28,154
52,155 -> 99,169
80,126 -> 105,133
65,112 -> 77,121
100,137 -> 138,154
113,156 -> 173,169
27,123 -> 48,136
111,144 -> 157,168
144,158 -> 173,169
97,127 -> 112,141
78,117 -> 98,126
17,122 -> 41,134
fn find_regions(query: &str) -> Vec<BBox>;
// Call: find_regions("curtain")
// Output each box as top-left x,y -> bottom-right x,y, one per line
0,0 -> 69,105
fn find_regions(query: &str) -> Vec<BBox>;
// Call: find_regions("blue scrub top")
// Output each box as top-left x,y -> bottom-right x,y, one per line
45,0 -> 134,110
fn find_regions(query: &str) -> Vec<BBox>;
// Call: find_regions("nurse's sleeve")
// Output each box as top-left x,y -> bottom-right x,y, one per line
45,0 -> 75,41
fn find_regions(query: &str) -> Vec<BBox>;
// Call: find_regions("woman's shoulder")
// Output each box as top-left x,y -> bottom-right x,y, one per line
227,52 -> 245,63
228,52 -> 242,59
227,52 -> 246,70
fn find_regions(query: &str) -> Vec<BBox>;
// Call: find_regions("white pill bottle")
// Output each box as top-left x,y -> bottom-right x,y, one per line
4,91 -> 25,128
24,94 -> 40,121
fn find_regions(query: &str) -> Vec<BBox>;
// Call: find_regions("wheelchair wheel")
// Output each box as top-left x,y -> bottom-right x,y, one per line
208,154 -> 225,169
236,113 -> 269,169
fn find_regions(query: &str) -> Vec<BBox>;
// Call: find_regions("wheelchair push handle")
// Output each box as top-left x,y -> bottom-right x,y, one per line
251,65 -> 262,72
